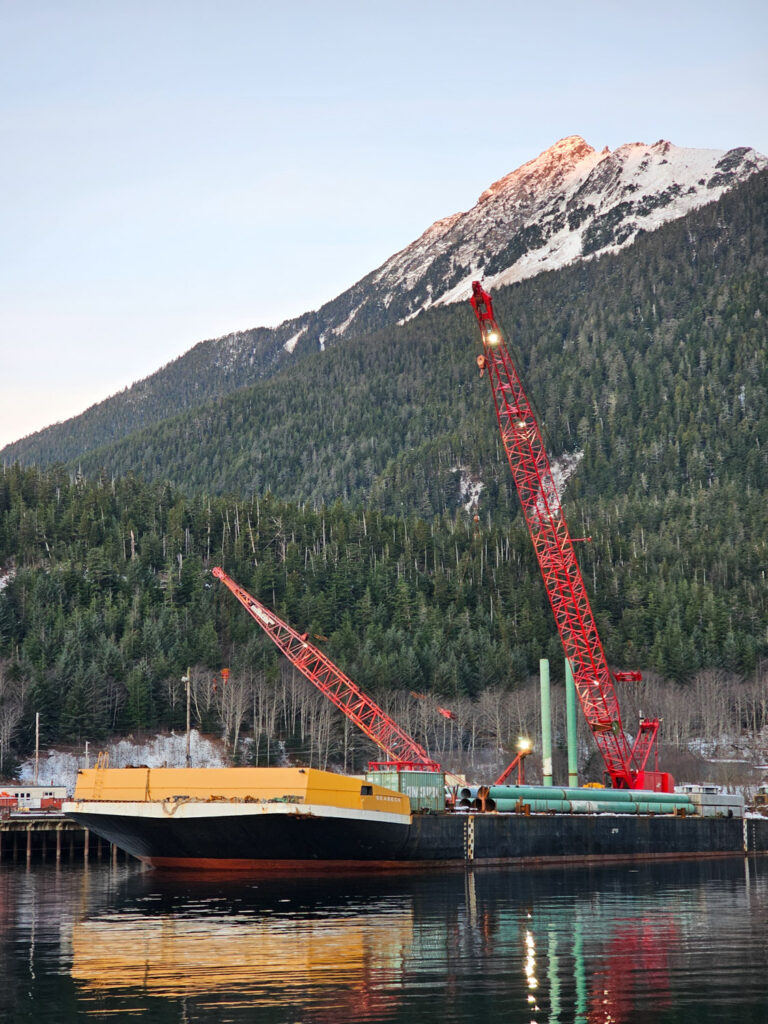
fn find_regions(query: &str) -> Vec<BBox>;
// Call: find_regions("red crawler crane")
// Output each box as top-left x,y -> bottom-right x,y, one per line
469,282 -> 671,792
212,566 -> 440,772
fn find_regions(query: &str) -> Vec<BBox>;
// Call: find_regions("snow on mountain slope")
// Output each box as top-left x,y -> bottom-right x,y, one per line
2,135 -> 764,466
153,136 -> 767,366
379,137 -> 767,317
266,136 -> 766,345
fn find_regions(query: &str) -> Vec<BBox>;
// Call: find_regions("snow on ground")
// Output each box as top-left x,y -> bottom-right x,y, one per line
333,304 -> 363,336
690,731 -> 768,763
17,730 -> 228,794
452,465 -> 484,511
687,731 -> 768,797
0,568 -> 15,591
241,736 -> 290,766
550,450 -> 583,501
451,452 -> 579,515
283,326 -> 307,354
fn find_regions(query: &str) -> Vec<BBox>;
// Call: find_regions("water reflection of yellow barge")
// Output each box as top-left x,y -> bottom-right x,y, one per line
71,908 -> 413,1000
64,766 -> 768,871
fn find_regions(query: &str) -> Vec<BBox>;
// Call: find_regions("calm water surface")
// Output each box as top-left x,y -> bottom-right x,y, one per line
1,856 -> 767,1023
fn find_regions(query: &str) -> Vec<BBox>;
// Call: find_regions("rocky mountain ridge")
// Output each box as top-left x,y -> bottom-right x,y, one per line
2,136 -> 764,468
377,136 -> 767,315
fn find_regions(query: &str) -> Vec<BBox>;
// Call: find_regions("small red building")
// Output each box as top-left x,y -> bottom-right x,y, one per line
0,785 -> 67,813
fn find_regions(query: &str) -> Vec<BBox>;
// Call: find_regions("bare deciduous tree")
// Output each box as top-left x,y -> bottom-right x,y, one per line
188,652 -> 767,789
215,671 -> 252,753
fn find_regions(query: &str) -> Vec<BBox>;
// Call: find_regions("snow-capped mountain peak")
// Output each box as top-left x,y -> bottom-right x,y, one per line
3,134 -> 765,466
479,135 -> 601,202
427,137 -> 766,310
272,135 -> 765,346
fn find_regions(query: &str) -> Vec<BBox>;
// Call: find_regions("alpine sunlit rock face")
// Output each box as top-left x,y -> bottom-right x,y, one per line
2,135 -> 765,467
362,136 -> 767,322
269,136 -> 766,354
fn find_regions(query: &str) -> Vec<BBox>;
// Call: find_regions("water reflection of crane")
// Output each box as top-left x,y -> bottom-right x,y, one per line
449,867 -> 678,1024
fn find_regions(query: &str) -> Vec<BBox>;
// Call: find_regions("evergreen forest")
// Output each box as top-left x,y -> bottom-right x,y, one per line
0,171 -> 766,776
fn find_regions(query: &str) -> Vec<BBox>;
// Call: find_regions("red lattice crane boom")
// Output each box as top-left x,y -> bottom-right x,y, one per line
212,566 -> 439,771
469,282 -> 670,791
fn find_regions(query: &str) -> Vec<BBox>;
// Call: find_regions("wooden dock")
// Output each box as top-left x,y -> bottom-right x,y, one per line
0,814 -> 137,865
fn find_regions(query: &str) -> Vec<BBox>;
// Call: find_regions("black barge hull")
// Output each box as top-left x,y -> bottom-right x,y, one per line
67,807 -> 768,871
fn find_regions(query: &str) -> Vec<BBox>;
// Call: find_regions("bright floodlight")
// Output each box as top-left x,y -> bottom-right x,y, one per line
486,331 -> 499,344
517,736 -> 532,752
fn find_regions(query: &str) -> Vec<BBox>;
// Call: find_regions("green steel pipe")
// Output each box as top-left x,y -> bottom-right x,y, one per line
494,799 -> 571,812
557,786 -> 683,803
489,784 -> 685,804
572,788 -> 683,803
565,658 -> 578,787
540,658 -> 553,786
492,798 -> 695,815
632,802 -> 696,814
490,786 -> 569,801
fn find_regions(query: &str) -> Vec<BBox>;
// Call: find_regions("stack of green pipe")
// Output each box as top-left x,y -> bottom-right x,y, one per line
492,799 -> 695,814
488,785 -> 695,816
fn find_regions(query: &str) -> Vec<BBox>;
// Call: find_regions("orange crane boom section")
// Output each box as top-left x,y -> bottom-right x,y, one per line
212,566 -> 439,771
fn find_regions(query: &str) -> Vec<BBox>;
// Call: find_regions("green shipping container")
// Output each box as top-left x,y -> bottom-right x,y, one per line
366,770 -> 445,812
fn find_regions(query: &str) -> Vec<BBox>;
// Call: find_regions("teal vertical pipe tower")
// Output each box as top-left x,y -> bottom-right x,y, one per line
565,658 -> 579,787
539,659 -> 553,786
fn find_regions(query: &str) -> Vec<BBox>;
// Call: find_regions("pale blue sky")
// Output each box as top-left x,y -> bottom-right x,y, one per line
1,0 -> 766,448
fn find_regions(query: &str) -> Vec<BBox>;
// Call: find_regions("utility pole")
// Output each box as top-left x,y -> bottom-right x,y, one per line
182,668 -> 192,767
84,740 -> 90,770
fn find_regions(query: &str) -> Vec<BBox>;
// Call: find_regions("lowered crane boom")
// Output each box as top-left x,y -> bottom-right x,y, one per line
469,282 -> 669,791
212,566 -> 439,771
